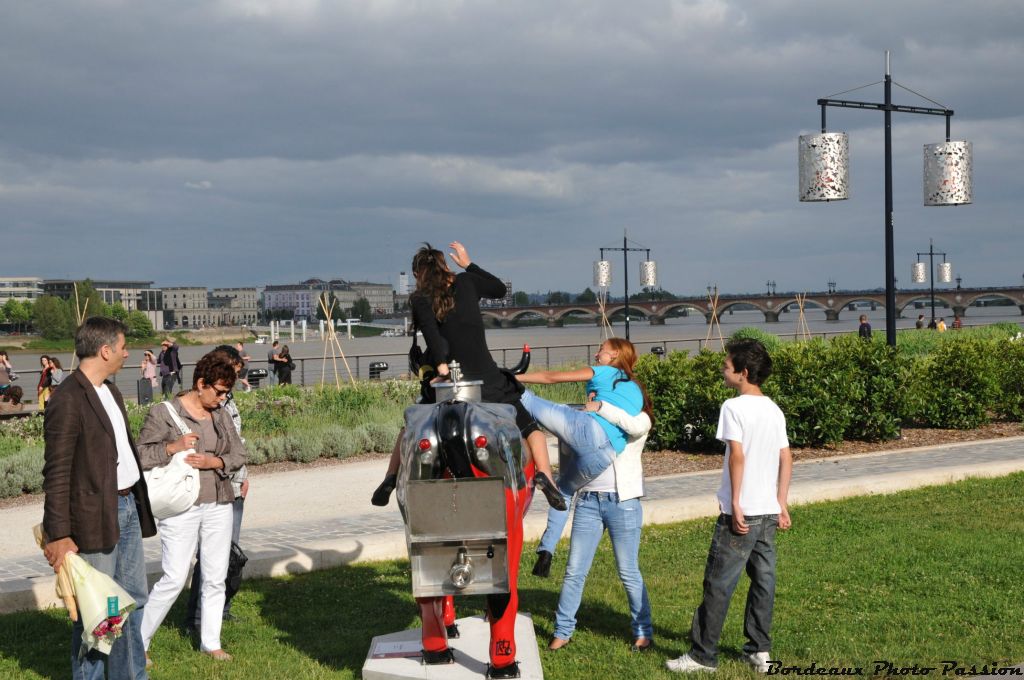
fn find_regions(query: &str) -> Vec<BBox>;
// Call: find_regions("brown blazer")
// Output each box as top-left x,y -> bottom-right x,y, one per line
42,371 -> 157,551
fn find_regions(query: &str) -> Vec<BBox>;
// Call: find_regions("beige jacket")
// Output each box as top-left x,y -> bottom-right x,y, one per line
595,401 -> 651,501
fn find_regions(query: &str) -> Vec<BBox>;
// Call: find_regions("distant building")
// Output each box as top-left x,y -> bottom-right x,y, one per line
0,277 -> 44,303
43,279 -> 164,329
349,281 -> 396,316
211,287 -> 258,325
263,278 -> 395,321
162,287 -> 211,328
398,271 -> 410,296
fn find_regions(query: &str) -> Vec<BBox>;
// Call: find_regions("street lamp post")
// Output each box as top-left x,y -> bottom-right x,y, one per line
912,239 -> 952,324
799,51 -> 972,346
596,231 -> 656,340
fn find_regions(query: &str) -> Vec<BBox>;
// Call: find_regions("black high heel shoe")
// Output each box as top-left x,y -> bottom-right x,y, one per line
534,472 -> 567,511
371,474 -> 397,507
532,550 -> 552,578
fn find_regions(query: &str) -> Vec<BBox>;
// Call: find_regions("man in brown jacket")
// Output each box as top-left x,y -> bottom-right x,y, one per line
43,317 -> 157,679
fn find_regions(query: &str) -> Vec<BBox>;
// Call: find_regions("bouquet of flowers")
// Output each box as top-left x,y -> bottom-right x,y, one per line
33,524 -> 136,655
62,552 -> 137,655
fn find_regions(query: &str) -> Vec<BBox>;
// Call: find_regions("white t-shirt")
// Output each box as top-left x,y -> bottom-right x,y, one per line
94,384 -> 141,491
715,394 -> 789,516
581,461 -> 617,494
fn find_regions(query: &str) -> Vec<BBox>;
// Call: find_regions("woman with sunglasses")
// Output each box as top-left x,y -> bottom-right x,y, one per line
136,351 -> 247,664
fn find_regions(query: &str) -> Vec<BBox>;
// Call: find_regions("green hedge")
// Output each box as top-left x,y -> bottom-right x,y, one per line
636,324 -> 1023,452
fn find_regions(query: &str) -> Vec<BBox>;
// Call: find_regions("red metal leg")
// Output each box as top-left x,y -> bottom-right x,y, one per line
416,597 -> 449,654
486,466 -> 533,671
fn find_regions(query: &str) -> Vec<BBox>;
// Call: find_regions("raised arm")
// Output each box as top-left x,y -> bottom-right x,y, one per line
517,366 -> 595,385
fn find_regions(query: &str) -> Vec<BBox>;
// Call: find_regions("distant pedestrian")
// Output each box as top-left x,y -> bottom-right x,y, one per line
915,314 -> 925,329
266,340 -> 281,386
0,350 -> 16,396
927,318 -> 938,330
48,357 -> 65,388
141,350 -> 159,387
665,339 -> 792,674
36,355 -> 52,410
158,338 -> 182,399
952,316 -> 963,330
277,344 -> 294,384
235,342 -> 252,392
937,318 -> 947,333
42,317 -> 157,679
857,314 -> 872,340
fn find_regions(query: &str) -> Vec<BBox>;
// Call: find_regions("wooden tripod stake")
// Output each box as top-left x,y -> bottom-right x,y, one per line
794,293 -> 812,342
596,286 -> 615,340
704,286 -> 725,350
318,296 -> 356,386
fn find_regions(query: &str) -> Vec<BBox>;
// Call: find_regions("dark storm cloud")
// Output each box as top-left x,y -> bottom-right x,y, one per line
1,0 -> 1022,293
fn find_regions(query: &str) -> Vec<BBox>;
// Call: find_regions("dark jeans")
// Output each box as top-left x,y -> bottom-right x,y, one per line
160,373 -> 177,399
186,496 -> 244,625
71,493 -> 149,680
689,513 -> 778,667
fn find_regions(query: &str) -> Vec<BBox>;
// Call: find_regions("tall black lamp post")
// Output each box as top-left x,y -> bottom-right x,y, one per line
595,231 -> 656,340
912,239 -> 952,324
799,51 -> 972,346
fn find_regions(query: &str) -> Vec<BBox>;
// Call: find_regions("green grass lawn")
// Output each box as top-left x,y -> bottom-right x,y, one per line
2,474 -> 1022,679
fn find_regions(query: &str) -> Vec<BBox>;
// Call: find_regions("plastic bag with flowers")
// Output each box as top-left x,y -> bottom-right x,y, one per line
62,553 -> 137,655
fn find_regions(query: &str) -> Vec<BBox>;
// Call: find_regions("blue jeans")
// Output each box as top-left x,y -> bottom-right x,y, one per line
552,491 -> 652,641
71,492 -> 149,680
689,514 -> 778,667
537,490 -> 573,555
186,496 -> 244,624
519,390 -> 616,494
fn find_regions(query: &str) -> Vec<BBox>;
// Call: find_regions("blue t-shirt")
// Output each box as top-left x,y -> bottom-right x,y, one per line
586,365 -> 643,453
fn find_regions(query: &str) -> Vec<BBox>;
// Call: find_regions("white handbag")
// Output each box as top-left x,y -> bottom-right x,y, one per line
144,402 -> 200,520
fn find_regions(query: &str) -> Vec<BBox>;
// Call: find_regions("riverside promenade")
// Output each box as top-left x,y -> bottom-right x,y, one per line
1,435 -> 1022,614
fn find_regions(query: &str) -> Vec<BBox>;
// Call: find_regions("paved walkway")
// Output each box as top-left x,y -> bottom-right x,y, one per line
2,435 -> 1022,613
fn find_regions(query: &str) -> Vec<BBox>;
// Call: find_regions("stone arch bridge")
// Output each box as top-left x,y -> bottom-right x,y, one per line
480,287 -> 1024,327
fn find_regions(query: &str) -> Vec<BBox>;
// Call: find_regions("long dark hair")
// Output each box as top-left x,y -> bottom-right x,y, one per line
604,337 -> 655,426
411,243 -> 456,321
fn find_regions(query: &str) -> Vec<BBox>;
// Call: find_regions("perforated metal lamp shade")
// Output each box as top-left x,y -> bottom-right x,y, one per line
640,261 -> 657,288
799,132 -> 849,202
594,260 -> 612,288
936,261 -> 953,283
912,262 -> 927,283
924,141 -> 972,206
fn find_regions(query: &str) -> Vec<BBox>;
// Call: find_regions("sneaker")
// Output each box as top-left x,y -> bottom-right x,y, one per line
745,652 -> 771,673
665,653 -> 716,673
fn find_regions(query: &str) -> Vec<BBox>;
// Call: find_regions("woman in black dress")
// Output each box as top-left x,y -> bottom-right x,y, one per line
372,241 -> 564,510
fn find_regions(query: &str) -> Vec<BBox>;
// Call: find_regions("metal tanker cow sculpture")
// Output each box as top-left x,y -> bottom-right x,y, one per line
396,361 -> 536,679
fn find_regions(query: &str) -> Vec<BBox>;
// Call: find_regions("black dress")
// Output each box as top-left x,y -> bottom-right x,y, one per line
277,353 -> 293,384
412,263 -> 535,433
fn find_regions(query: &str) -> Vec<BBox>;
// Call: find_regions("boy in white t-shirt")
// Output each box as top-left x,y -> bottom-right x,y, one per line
666,339 -> 793,674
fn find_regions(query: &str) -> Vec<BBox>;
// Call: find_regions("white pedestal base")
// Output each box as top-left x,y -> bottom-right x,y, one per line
362,612 -> 544,679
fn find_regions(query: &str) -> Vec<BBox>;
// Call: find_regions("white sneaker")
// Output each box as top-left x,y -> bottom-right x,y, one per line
665,653 -> 716,673
745,652 -> 772,673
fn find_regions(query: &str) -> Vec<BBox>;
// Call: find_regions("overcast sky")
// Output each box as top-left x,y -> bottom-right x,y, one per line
2,1 -> 1021,296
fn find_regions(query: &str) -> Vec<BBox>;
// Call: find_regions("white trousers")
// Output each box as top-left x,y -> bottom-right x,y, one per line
141,502 -> 233,653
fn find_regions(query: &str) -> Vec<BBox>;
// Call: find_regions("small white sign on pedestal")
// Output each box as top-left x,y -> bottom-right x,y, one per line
362,613 -> 543,680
